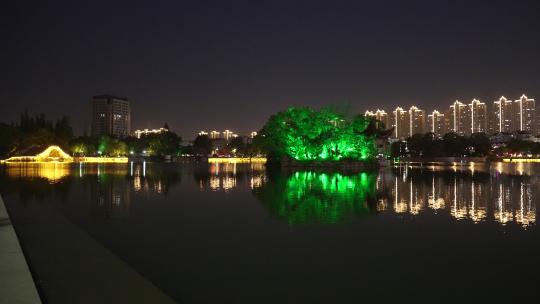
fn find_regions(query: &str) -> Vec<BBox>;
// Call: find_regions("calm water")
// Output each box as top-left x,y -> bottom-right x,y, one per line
1,161 -> 538,303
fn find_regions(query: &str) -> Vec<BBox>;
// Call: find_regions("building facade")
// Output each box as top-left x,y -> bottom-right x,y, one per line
91,95 -> 131,137
392,107 -> 409,139
469,99 -> 487,134
492,96 -> 514,133
408,106 -> 425,136
514,94 -> 535,133
427,110 -> 445,136
447,100 -> 470,135
365,109 -> 389,129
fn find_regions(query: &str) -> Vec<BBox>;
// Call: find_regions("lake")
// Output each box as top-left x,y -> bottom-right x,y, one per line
1,161 -> 538,303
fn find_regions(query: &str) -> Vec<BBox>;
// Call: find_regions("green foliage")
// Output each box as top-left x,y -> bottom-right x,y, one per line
442,132 -> 468,157
393,132 -> 494,158
69,136 -> 98,156
146,132 -> 181,156
469,133 -> 491,156
253,171 -> 376,224
0,123 -> 20,157
193,135 -> 212,156
258,107 -> 377,161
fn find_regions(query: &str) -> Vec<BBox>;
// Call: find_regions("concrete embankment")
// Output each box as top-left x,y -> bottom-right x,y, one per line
0,194 -> 42,304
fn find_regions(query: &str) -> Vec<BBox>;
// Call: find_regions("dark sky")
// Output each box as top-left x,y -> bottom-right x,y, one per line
2,0 -> 539,139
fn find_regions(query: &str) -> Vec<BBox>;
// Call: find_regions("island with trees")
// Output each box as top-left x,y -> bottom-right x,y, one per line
252,107 -> 388,169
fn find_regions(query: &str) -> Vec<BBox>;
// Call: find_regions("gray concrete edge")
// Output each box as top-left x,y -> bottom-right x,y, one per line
0,194 -> 42,304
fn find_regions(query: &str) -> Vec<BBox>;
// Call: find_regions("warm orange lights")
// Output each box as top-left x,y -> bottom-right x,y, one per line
0,145 -> 128,164
208,157 -> 267,163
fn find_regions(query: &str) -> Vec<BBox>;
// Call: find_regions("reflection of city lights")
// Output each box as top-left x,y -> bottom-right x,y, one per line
377,199 -> 388,211
250,176 -> 264,189
222,176 -> 236,191
143,161 -> 146,177
210,176 -> 220,190
3,163 -> 71,183
208,157 -> 267,163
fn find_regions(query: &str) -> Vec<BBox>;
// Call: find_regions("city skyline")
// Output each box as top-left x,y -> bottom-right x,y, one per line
367,93 -> 537,139
2,1 -> 539,139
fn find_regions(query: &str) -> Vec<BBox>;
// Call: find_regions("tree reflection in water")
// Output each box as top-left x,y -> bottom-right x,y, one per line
253,170 -> 377,224
1,161 -> 538,228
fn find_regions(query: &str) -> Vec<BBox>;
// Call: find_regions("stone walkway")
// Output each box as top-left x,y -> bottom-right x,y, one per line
0,194 -> 42,304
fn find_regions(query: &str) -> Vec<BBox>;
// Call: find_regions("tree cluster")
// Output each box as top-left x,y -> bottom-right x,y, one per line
0,111 -> 74,157
391,132 -> 491,158
257,107 -> 377,162
0,112 -> 182,158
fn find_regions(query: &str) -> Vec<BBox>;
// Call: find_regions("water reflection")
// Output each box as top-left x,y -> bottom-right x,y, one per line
253,171 -> 377,224
376,165 -> 537,228
3,162 -> 72,183
0,162 -> 538,228
0,162 -> 181,221
194,162 -> 266,192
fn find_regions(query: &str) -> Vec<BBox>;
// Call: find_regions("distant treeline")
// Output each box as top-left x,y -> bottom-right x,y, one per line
0,110 -> 73,157
0,111 -> 182,158
391,132 -> 540,158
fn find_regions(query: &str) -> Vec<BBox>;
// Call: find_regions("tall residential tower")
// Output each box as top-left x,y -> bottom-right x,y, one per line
469,99 -> 487,134
91,95 -> 131,138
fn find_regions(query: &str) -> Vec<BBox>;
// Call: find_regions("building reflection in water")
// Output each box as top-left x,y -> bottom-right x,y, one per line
195,161 -> 266,192
1,162 -> 182,221
90,173 -> 131,220
1,161 -> 537,227
375,163 -> 537,228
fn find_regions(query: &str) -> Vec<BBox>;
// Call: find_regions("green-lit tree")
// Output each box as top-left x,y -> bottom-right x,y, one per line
258,107 -> 377,162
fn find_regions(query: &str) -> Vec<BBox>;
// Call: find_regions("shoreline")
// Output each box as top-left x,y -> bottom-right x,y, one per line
0,194 -> 42,304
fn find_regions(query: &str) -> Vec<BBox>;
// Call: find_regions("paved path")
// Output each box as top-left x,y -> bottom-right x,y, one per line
0,194 -> 42,304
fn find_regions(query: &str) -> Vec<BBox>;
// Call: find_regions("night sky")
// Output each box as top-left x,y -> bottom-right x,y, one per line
2,0 -> 539,139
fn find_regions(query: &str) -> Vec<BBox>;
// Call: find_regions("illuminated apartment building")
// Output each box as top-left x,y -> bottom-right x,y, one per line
210,131 -> 221,139
134,127 -> 168,138
447,100 -> 470,135
365,109 -> 390,129
408,106 -> 425,136
514,94 -> 535,133
223,130 -> 234,140
469,99 -> 487,134
91,95 -> 131,137
492,96 -> 514,133
392,107 -> 409,139
427,110 -> 445,136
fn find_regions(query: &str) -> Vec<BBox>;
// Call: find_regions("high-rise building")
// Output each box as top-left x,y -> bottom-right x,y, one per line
447,100 -> 469,135
514,94 -> 535,133
91,95 -> 131,137
365,109 -> 390,129
223,130 -> 233,140
408,106 -> 425,136
492,96 -> 514,133
375,109 -> 389,128
427,110 -> 445,136
469,99 -> 487,134
392,107 -> 409,139
210,131 -> 220,139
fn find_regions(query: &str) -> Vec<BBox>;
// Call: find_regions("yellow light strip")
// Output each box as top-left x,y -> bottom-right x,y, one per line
0,145 -> 129,164
208,157 -> 267,163
502,158 -> 540,163
74,157 -> 129,163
